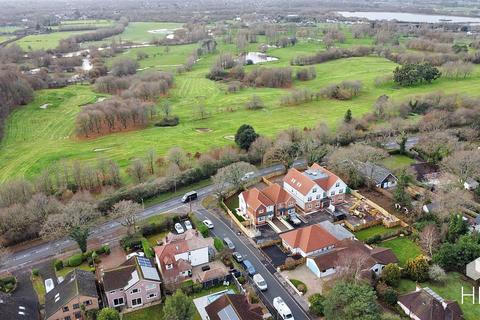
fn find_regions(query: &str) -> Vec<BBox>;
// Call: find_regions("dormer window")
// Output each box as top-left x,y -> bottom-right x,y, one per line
312,188 -> 317,193
335,182 -> 340,187
166,264 -> 173,270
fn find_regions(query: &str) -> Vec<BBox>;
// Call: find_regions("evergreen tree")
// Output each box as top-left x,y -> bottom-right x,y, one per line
344,109 -> 352,123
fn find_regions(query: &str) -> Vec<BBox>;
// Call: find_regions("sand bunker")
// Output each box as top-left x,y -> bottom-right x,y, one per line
39,104 -> 50,109
196,128 -> 212,133
224,135 -> 235,141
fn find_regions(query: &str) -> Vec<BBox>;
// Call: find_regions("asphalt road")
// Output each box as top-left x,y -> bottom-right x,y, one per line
383,136 -> 419,150
1,163 -> 286,273
196,207 -> 311,320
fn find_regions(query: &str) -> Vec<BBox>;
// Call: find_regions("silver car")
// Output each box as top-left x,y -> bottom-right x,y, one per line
223,237 -> 235,250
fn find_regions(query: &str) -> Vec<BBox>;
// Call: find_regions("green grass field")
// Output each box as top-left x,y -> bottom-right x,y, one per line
98,22 -> 183,46
15,30 -> 93,50
380,155 -> 416,171
354,225 -> 401,241
398,272 -> 479,320
3,32 -> 480,181
0,26 -> 22,33
0,35 -> 15,43
380,236 -> 423,266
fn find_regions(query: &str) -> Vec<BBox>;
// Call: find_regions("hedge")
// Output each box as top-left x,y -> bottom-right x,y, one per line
54,260 -> 64,271
142,238 -> 154,258
67,253 -> 84,267
120,233 -> 144,252
214,238 -> 224,251
190,214 -> 209,238
0,276 -> 16,293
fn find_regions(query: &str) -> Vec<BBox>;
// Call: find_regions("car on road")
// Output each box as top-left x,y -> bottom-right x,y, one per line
253,274 -> 267,291
126,251 -> 145,260
242,259 -> 256,276
184,220 -> 193,230
181,191 -> 198,203
241,171 -> 255,181
232,252 -> 243,262
289,213 -> 301,225
273,296 -> 294,320
45,278 -> 54,293
203,219 -> 214,229
223,237 -> 235,250
174,223 -> 185,234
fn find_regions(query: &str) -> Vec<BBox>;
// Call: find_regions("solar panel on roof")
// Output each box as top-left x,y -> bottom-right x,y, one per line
218,305 -> 240,320
137,256 -> 153,267
140,266 -> 160,281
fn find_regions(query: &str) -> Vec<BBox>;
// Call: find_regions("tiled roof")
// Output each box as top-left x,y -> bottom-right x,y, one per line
309,163 -> 341,191
102,256 -> 160,291
280,224 -> 338,253
45,269 -> 98,319
283,163 -> 342,196
283,168 -> 316,196
261,183 -> 293,204
241,188 -> 274,211
205,294 -> 263,320
356,161 -> 395,185
398,288 -> 464,320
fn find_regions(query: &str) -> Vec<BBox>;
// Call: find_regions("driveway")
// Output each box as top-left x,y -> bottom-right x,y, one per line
36,260 -> 58,285
261,245 -> 288,268
281,265 -> 327,299
195,207 -> 311,319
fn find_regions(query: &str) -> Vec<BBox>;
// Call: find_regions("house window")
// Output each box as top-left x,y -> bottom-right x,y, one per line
83,300 -> 92,306
323,192 -> 326,197
312,188 -> 317,193
109,290 -> 116,294
330,191 -> 335,196
132,298 -> 142,307
307,196 -> 312,201
259,209 -> 264,214
131,288 -> 140,294
166,264 -> 173,270
63,306 -> 69,312
307,204 -> 312,209
145,283 -> 157,291
73,303 -> 80,310
64,317 -> 71,320
113,298 -> 124,306
336,182 -> 340,187
74,312 -> 82,319
147,293 -> 157,299
315,202 -> 320,207
339,189 -> 344,194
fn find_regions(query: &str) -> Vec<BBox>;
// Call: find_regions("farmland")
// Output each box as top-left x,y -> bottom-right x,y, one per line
15,30 -> 93,50
2,27 -> 480,181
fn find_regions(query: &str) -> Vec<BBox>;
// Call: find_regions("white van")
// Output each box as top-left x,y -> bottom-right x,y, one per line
273,296 -> 294,320
181,191 -> 198,203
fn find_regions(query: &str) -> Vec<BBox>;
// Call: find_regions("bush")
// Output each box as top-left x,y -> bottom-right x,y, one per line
381,263 -> 401,287
0,276 -> 17,293
102,244 -> 111,255
54,259 -> 64,271
237,276 -> 246,284
142,238 -> 154,258
120,233 -> 144,252
180,279 -> 195,295
365,234 -> 382,245
191,215 -> 209,238
155,116 -> 179,127
319,80 -> 362,100
308,293 -> 325,316
68,253 -> 84,267
31,268 -> 39,276
377,282 -> 398,306
429,264 -> 447,283
214,238 -> 225,251
290,279 -> 307,294
296,67 -> 316,81
405,255 -> 430,282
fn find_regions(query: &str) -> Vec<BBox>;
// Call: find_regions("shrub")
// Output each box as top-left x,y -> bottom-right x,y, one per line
120,233 -> 144,252
31,268 -> 39,276
365,234 -> 382,245
237,276 -> 246,284
245,95 -> 264,110
54,259 -> 64,271
155,116 -> 179,127
142,238 -> 154,258
308,293 -> 325,316
381,263 -> 401,287
377,282 -> 398,306
320,80 -> 362,100
429,264 -> 447,283
68,253 -> 84,267
191,215 -> 209,238
295,67 -> 316,81
180,279 -> 194,295
405,255 -> 430,282
102,244 -> 111,255
214,238 -> 225,251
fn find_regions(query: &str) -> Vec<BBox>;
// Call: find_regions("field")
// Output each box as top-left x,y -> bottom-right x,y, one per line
354,225 -> 401,241
3,28 -> 480,181
380,155 -> 416,171
398,272 -> 479,320
0,35 -> 15,43
15,30 -> 93,50
379,236 -> 423,266
0,26 -> 22,33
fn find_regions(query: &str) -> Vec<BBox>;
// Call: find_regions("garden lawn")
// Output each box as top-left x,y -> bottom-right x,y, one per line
379,236 -> 423,266
122,304 -> 163,320
104,22 -> 183,44
398,272 -> 479,320
31,275 -> 46,305
56,262 -> 94,278
381,155 -> 416,171
354,225 -> 401,241
3,36 -> 480,182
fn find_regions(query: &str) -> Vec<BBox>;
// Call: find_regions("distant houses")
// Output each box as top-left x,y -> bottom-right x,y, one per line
357,162 -> 398,189
204,293 -> 263,320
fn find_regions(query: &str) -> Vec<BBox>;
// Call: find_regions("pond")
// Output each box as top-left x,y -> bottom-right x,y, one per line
241,52 -> 278,64
337,11 -> 480,24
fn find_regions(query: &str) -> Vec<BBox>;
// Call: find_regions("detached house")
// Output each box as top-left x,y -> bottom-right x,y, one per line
357,162 -> 398,189
306,239 -> 398,279
238,183 -> 295,225
102,256 -> 161,310
154,229 -> 213,291
280,224 -> 339,257
398,287 -> 464,320
205,293 -> 263,320
283,163 -> 347,213
45,269 -> 99,320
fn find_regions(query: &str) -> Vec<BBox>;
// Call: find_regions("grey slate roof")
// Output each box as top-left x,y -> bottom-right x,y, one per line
45,269 -> 98,319
357,161 -> 396,185
0,293 -> 39,320
318,220 -> 354,241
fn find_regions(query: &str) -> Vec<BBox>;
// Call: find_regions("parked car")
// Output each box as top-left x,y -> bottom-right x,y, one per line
273,296 -> 294,320
45,278 -> 54,293
242,259 -> 256,276
223,237 -> 235,250
203,219 -> 214,229
126,251 -> 145,260
181,191 -> 198,203
232,252 -> 243,262
241,171 -> 255,181
174,223 -> 185,234
184,220 -> 193,230
289,213 -> 301,225
201,265 -> 211,271
253,274 -> 268,291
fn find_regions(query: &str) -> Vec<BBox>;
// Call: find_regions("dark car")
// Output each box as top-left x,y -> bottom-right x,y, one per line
232,252 -> 243,262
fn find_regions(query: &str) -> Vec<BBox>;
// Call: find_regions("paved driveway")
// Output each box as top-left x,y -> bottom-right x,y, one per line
195,207 -> 311,319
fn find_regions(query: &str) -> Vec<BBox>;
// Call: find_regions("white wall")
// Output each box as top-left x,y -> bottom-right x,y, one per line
238,194 -> 247,215
306,258 -> 336,278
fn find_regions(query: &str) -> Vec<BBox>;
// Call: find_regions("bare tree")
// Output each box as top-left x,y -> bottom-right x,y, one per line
145,149 -> 157,175
160,100 -> 172,119
420,224 -> 440,257
0,244 -> 11,267
165,164 -> 182,192
167,147 -> 187,168
263,139 -> 299,168
212,162 -> 257,199
110,200 -> 142,234
442,150 -> 480,182
334,250 -> 371,284
129,159 -> 148,183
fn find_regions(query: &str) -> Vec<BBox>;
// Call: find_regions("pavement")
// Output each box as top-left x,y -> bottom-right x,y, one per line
382,136 -> 419,150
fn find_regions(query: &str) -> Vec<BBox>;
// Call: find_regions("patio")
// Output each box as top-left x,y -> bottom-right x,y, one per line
280,264 -> 329,299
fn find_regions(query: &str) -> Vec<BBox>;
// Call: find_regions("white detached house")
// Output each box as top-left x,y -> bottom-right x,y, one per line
283,163 -> 347,213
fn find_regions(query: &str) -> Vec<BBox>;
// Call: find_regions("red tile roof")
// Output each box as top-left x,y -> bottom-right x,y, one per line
283,168 -> 316,196
262,183 -> 293,204
241,188 -> 274,211
309,163 -> 341,191
280,224 -> 338,253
